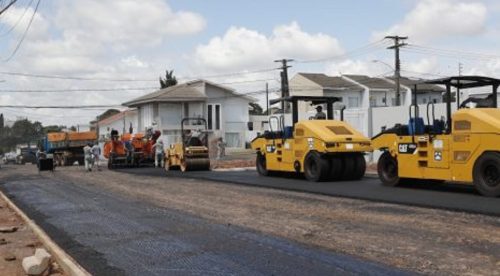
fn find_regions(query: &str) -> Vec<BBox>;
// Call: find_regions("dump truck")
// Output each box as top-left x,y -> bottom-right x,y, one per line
41,131 -> 98,166
103,129 -> 161,169
372,76 -> 500,197
164,118 -> 210,172
251,96 -> 372,182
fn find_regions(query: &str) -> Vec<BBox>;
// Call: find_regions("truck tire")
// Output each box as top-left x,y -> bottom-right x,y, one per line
377,152 -> 400,186
304,151 -> 329,182
256,152 -> 269,176
473,152 -> 500,197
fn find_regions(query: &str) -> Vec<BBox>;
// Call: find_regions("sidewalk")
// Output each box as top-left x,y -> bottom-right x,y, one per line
0,192 -> 64,275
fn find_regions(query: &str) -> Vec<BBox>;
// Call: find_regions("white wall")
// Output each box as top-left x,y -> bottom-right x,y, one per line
98,111 -> 138,140
138,104 -> 154,131
206,84 -> 251,148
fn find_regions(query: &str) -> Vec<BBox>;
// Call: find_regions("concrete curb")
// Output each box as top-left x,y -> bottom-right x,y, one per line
0,191 -> 91,276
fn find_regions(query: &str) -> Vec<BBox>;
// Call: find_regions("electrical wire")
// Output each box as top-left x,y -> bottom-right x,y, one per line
0,86 -> 159,93
0,0 -> 34,37
2,0 -> 39,62
0,105 -> 122,109
0,0 -> 17,16
296,39 -> 389,64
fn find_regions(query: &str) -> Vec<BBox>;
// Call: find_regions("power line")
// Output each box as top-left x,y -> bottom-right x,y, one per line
0,71 -> 158,81
0,105 -> 121,109
296,39 -> 389,64
0,0 -> 34,37
0,86 -> 159,93
408,44 -> 500,60
0,67 -> 278,82
2,0 -> 40,62
0,0 -> 17,16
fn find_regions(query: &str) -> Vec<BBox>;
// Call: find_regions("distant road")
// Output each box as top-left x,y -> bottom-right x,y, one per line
122,168 -> 500,216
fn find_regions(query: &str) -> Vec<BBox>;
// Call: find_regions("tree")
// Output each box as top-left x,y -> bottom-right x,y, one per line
249,103 -> 264,115
0,113 -> 4,129
159,69 -> 178,89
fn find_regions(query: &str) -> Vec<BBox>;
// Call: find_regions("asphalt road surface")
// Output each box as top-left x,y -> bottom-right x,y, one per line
0,169 -> 408,276
121,168 -> 500,216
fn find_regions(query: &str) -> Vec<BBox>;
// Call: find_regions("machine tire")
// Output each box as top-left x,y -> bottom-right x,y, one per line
108,155 -> 114,170
340,155 -> 356,180
328,156 -> 343,181
180,159 -> 188,172
473,152 -> 500,197
377,152 -> 400,186
351,153 -> 366,180
256,153 -> 269,176
304,151 -> 330,182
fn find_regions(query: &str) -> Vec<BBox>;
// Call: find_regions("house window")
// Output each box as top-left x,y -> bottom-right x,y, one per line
208,105 -> 212,129
183,103 -> 189,118
215,105 -> 221,130
348,97 -> 359,108
370,98 -> 376,107
207,104 -> 221,130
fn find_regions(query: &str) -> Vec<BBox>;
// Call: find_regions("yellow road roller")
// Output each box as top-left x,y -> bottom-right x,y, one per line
372,76 -> 500,197
251,96 -> 372,182
165,118 -> 210,172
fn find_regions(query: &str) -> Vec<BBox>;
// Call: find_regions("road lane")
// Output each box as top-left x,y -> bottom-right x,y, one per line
120,168 -> 500,216
0,171 -> 408,276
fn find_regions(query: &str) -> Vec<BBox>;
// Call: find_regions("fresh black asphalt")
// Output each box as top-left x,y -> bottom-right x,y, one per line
121,168 -> 500,217
0,172 -> 409,276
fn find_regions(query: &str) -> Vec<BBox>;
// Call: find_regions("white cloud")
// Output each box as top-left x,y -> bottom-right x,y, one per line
0,5 -> 49,40
194,22 -> 343,72
403,58 -> 440,75
372,0 -> 487,42
55,0 -> 206,49
0,0 -> 207,125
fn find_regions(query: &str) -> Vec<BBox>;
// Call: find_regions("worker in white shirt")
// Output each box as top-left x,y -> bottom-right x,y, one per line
153,140 -> 164,168
83,143 -> 93,172
91,143 -> 101,171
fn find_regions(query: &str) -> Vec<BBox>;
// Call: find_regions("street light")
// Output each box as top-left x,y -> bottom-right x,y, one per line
372,60 -> 400,106
372,59 -> 394,72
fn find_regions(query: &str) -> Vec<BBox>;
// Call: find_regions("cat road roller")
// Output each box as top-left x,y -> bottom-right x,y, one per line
372,76 -> 500,197
251,96 -> 372,182
165,118 -> 210,172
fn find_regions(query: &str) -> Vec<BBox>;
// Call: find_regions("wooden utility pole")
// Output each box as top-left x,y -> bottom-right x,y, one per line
385,36 -> 408,106
266,82 -> 269,116
274,59 -> 293,113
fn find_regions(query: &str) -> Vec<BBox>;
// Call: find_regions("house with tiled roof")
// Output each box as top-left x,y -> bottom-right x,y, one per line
291,73 -> 445,110
122,80 -> 255,148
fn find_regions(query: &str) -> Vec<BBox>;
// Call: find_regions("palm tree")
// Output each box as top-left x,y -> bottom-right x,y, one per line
159,70 -> 178,89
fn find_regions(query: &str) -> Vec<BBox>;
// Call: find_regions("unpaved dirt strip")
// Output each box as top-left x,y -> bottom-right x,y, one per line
33,165 -> 500,276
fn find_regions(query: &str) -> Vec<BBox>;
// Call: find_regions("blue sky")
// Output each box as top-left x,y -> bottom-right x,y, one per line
0,0 -> 499,125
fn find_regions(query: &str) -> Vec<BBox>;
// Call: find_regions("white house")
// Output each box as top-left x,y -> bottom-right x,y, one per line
290,73 -> 444,110
97,109 -> 139,141
122,80 -> 255,148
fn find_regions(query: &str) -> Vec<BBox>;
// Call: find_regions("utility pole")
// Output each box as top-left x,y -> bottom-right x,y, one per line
265,82 -> 269,116
385,36 -> 408,106
275,59 -> 293,113
457,62 -> 463,109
